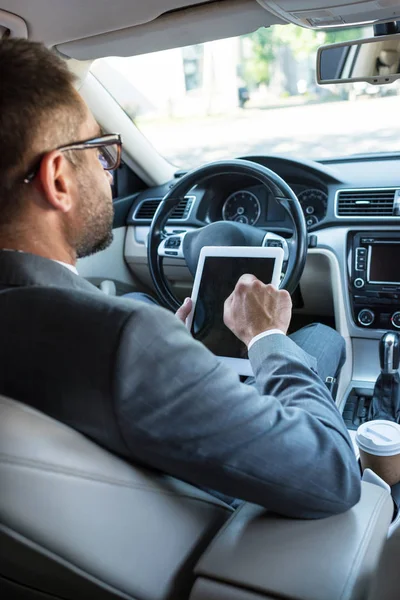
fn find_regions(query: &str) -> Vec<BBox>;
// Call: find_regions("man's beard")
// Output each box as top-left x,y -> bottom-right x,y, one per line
69,173 -> 114,259
76,220 -> 113,259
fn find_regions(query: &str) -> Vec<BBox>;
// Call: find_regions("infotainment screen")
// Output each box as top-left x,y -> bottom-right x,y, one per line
368,243 -> 400,284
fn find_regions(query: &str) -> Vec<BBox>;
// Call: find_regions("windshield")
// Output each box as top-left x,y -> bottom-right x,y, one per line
92,24 -> 400,168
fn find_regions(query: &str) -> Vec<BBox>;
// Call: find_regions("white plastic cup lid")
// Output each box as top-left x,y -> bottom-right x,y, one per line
355,420 -> 400,456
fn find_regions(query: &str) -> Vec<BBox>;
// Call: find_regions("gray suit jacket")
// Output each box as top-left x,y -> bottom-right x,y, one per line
0,250 -> 360,517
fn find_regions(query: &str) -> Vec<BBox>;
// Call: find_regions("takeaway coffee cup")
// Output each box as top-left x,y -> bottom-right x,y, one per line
355,420 -> 400,487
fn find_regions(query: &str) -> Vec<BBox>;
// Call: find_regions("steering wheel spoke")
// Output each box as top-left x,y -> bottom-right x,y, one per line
262,232 -> 289,262
158,231 -> 187,259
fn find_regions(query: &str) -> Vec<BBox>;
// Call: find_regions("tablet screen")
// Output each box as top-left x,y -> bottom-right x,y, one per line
190,256 -> 276,359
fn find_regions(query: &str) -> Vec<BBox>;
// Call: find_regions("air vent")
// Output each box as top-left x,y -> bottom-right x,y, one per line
171,196 -> 193,219
336,189 -> 399,217
134,196 -> 193,221
135,199 -> 161,220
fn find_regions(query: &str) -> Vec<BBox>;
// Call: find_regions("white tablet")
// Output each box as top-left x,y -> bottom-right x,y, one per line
186,246 -> 284,376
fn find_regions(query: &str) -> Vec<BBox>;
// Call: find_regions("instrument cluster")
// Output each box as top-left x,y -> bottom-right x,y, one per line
221,184 -> 328,228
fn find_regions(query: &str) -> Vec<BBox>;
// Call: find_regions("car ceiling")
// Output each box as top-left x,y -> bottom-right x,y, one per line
0,0 -> 280,58
1,1 -> 400,59
1,0 -> 218,45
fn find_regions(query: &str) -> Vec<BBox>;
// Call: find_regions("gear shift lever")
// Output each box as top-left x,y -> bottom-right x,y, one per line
368,332 -> 400,423
380,332 -> 400,374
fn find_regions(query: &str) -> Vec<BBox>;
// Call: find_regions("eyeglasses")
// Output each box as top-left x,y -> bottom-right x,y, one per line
23,133 -> 122,184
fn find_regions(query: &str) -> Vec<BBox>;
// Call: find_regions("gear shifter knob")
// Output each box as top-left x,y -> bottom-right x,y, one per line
379,332 -> 400,374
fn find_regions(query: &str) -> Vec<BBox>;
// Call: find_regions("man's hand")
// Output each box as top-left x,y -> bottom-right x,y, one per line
175,297 -> 193,324
223,274 -> 292,346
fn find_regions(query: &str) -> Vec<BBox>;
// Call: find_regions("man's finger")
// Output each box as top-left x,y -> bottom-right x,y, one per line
236,273 -> 258,287
224,291 -> 233,308
175,297 -> 193,323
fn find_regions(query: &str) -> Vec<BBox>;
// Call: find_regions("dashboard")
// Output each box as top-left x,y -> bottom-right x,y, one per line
129,154 -> 400,234
126,153 -> 400,337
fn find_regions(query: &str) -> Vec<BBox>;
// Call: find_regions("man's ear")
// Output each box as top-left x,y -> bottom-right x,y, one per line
37,151 -> 76,213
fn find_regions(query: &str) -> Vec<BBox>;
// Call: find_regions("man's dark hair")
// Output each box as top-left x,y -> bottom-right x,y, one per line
0,38 -> 85,224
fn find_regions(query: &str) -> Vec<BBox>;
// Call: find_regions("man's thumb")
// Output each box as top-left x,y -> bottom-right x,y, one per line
175,297 -> 192,323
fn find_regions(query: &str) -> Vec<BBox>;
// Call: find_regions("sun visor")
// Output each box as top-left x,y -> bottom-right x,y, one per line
56,0 -> 282,60
256,1 -> 400,28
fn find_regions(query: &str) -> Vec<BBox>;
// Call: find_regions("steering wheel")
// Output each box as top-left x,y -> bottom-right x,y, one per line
148,159 -> 308,312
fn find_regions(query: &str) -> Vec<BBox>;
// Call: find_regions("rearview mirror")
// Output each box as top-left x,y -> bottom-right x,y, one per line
317,33 -> 400,86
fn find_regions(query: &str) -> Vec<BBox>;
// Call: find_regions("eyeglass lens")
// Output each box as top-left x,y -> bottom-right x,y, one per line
98,144 -> 118,170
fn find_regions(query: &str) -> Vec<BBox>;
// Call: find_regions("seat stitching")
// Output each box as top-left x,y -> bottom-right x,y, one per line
0,455 -> 232,509
0,524 -> 138,600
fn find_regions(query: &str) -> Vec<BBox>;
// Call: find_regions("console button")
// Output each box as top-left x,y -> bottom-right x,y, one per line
392,311 -> 400,329
380,313 -> 391,327
361,237 -> 374,243
354,278 -> 365,289
356,248 -> 367,257
165,237 -> 181,249
366,298 -> 378,305
358,309 -> 375,327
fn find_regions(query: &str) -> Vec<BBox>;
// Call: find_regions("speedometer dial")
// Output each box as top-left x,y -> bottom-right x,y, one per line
222,190 -> 261,225
297,189 -> 328,227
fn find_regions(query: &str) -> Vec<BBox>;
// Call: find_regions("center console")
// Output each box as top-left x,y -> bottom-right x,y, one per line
350,232 -> 400,330
190,483 -> 393,600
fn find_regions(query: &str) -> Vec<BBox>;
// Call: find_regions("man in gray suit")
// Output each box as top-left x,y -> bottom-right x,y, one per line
0,38 -> 360,518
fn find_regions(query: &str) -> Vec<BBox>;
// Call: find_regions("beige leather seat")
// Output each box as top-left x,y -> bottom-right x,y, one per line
0,395 -> 232,599
0,395 -> 399,600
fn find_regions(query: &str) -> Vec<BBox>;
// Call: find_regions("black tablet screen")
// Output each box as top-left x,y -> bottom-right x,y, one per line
191,256 -> 276,359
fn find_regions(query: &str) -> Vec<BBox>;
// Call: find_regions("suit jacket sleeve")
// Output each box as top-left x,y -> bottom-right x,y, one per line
113,302 -> 360,518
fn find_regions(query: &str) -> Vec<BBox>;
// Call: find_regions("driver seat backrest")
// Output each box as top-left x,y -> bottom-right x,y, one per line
0,396 -> 232,600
